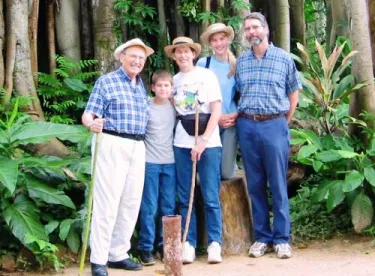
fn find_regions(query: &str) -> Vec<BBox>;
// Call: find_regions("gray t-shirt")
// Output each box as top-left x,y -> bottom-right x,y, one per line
145,99 -> 176,164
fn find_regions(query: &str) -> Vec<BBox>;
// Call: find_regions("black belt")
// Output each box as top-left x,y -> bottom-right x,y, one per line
102,129 -> 145,141
239,112 -> 283,121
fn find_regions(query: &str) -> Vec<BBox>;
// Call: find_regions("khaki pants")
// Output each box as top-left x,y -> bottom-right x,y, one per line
90,133 -> 145,265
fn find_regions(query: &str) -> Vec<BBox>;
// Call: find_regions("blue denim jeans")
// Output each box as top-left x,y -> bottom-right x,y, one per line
237,116 -> 290,245
138,163 -> 176,251
174,146 -> 222,248
220,126 -> 237,180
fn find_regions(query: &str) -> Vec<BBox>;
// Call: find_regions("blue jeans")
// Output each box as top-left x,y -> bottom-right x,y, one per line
237,116 -> 290,245
138,163 -> 176,251
174,146 -> 222,248
220,126 -> 237,180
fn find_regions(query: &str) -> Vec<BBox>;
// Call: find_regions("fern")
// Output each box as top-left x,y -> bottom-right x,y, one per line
37,55 -> 99,124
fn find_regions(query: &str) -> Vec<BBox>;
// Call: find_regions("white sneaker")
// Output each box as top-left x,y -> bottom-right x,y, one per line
182,242 -> 196,264
274,243 -> 292,259
207,242 -> 222,264
248,241 -> 273,258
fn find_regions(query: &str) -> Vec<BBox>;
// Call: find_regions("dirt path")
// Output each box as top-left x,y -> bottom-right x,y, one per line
18,236 -> 375,276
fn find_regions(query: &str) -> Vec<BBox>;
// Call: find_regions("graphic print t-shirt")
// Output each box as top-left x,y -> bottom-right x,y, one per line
173,66 -> 222,148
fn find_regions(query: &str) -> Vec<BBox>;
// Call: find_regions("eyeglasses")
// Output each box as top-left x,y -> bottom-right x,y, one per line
123,53 -> 146,62
244,25 -> 263,32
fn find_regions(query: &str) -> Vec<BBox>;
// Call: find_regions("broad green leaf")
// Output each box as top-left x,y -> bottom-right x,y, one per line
316,150 -> 357,162
45,220 -> 59,235
364,167 -> 375,187
343,170 -> 364,192
67,228 -> 80,253
311,180 -> 340,203
3,196 -> 48,243
297,144 -> 318,159
0,157 -> 18,194
332,74 -> 353,100
327,181 -> 344,212
11,122 -> 87,146
59,219 -> 73,241
312,160 -> 323,172
351,193 -> 373,233
26,177 -> 75,209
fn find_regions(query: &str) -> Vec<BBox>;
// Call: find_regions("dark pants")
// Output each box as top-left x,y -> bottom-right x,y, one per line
237,116 -> 290,245
174,146 -> 222,247
138,163 -> 176,251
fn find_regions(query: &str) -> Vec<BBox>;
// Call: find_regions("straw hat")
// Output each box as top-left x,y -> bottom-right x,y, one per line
200,23 -> 235,45
164,37 -> 202,58
114,38 -> 154,60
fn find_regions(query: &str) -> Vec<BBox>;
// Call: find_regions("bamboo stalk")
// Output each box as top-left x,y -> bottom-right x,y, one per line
182,105 -> 200,245
79,133 -> 101,276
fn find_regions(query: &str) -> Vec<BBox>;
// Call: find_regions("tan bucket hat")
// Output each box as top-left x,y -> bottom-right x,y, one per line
164,37 -> 202,58
114,38 -> 154,60
200,23 -> 235,45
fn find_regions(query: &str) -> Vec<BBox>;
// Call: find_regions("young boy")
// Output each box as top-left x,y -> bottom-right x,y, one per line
137,70 -> 176,265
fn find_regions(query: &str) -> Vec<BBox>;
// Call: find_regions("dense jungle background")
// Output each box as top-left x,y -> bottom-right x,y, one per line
0,0 -> 375,272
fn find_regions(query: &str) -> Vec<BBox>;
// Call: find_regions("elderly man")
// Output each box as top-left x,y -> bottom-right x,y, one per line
235,13 -> 302,259
82,38 -> 154,276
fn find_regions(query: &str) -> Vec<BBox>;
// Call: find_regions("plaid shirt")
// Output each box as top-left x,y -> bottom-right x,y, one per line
85,67 -> 149,135
235,44 -> 302,115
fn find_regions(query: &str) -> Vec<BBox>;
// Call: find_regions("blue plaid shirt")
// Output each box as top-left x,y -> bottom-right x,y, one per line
85,67 -> 149,135
235,44 -> 302,115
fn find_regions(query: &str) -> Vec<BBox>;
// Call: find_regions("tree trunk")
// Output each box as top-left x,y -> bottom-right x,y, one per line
28,0 -> 39,86
81,0 -> 95,60
200,0 -> 210,55
273,0 -> 290,52
93,0 -> 118,74
368,0 -> 375,72
157,0 -> 170,69
328,0 -> 349,50
47,0 -> 56,74
349,0 -> 375,131
55,0 -> 81,61
289,0 -> 305,46
6,0 -> 68,157
234,0 -> 250,56
0,0 -> 5,87
7,0 -> 43,117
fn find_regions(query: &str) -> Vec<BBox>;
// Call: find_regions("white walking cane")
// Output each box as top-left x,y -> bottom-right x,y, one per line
79,132 -> 101,276
182,104 -> 200,245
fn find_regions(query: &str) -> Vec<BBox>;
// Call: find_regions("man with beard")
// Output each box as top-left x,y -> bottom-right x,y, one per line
235,12 -> 302,259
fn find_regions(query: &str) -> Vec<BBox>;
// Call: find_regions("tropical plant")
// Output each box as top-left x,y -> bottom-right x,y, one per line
291,118 -> 375,226
292,40 -> 367,134
291,39 -> 375,233
37,55 -> 98,124
0,100 -> 91,270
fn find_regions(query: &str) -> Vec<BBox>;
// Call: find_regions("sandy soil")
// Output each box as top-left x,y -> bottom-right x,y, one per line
7,236 -> 375,276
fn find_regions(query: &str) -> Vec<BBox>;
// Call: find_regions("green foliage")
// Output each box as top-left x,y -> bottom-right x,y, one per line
37,55 -> 99,124
0,101 -> 92,270
290,178 -> 351,243
292,40 -> 366,134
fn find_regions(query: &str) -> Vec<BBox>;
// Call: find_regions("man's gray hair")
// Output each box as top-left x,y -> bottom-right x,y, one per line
244,12 -> 269,29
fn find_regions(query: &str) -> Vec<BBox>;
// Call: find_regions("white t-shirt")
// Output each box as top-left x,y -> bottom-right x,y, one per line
173,66 -> 222,148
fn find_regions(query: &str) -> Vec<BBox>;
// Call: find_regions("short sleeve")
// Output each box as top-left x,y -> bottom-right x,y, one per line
206,70 -> 222,103
286,59 -> 302,95
196,57 -> 206,68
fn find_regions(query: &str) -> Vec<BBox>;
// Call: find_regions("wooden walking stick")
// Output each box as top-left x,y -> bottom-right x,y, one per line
182,105 -> 200,245
79,133 -> 101,276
